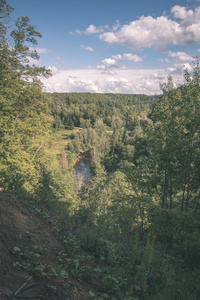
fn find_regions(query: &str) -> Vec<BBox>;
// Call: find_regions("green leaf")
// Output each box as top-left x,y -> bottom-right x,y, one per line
13,246 -> 21,252
89,291 -> 95,297
35,253 -> 41,257
60,269 -> 68,276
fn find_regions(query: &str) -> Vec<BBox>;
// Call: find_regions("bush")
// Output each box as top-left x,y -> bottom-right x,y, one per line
94,238 -> 116,264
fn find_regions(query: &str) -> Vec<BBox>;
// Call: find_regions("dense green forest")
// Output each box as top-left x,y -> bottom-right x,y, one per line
50,93 -> 158,130
1,1 -> 200,299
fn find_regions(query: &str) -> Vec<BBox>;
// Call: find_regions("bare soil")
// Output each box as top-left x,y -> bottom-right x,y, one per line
0,191 -> 94,300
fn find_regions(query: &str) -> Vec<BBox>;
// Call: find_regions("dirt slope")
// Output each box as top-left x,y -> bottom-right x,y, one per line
0,191 -> 93,300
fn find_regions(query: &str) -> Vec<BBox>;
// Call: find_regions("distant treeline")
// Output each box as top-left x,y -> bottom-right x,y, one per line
50,93 -> 160,130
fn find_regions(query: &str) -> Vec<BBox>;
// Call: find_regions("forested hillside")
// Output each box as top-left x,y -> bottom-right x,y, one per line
1,1 -> 200,299
50,93 -> 158,130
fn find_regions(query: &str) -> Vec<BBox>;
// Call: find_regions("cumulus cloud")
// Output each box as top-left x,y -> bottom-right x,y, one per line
98,5 -> 200,50
99,16 -> 180,49
171,5 -> 194,20
96,58 -> 125,73
29,47 -> 51,54
77,25 -> 108,35
112,20 -> 121,31
168,51 -> 194,61
112,53 -> 142,62
42,71 -> 101,93
85,24 -> 105,34
80,45 -> 94,52
99,58 -> 122,68
91,53 -> 142,75
47,66 -> 58,74
167,62 -> 193,74
40,68 -> 184,95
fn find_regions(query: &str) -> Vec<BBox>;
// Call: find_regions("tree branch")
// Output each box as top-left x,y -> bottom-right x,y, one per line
14,276 -> 33,296
30,144 -> 42,163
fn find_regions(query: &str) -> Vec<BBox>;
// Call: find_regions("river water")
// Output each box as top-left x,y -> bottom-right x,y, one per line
74,151 -> 91,185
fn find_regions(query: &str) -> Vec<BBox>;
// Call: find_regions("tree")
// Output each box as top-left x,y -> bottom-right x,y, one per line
147,65 -> 200,211
60,147 -> 68,169
0,0 -> 52,196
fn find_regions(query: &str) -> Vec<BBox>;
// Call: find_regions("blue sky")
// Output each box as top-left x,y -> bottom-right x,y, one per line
10,0 -> 200,94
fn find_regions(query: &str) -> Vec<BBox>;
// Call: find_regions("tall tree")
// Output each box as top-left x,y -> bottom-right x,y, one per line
0,0 -> 52,195
147,64 -> 200,211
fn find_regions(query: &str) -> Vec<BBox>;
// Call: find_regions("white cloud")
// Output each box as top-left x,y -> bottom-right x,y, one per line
112,53 -> 142,62
168,51 -> 194,61
171,5 -> 193,20
85,25 -> 105,34
42,71 -> 101,93
29,47 -> 51,54
76,24 -> 107,35
100,31 -> 119,43
112,20 -> 121,31
77,24 -> 110,35
167,62 -> 193,74
47,66 -> 58,74
160,58 -> 170,63
41,68 -> 185,95
99,16 -> 180,49
100,58 -> 121,67
76,29 -> 82,35
36,48 -> 51,54
96,58 -> 125,73
80,45 -> 94,52
26,57 -> 40,66
98,5 -> 200,50
92,53 -> 142,75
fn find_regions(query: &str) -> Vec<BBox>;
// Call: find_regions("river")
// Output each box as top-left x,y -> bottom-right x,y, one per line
74,151 -> 91,186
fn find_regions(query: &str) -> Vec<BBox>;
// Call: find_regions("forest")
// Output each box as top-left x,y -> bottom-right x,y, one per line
1,0 -> 200,299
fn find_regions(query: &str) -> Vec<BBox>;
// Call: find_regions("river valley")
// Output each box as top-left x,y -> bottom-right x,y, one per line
74,150 -> 91,185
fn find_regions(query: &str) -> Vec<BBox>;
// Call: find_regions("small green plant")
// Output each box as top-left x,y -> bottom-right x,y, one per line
12,246 -> 31,269
89,290 -> 95,297
103,275 -> 120,291
71,258 -> 80,277
65,286 -> 72,296
50,219 -> 61,232
63,232 -> 79,254
57,265 -> 69,277
34,263 -> 45,274
13,246 -> 21,253
94,238 -> 115,264
49,267 -> 59,277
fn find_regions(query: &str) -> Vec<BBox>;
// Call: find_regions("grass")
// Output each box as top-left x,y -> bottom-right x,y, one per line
44,128 -> 81,166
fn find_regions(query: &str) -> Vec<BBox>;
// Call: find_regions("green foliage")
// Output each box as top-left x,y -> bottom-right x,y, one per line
147,66 -> 200,211
63,232 -> 80,255
50,92 -> 157,130
66,62 -> 200,299
103,275 -> 120,291
2,4 -> 200,297
34,161 -> 78,214
94,238 -> 116,264
0,0 -> 52,198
